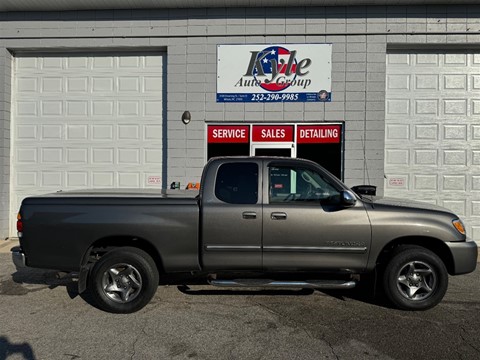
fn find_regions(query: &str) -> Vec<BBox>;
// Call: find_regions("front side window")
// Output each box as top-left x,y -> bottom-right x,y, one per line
215,163 -> 258,204
269,166 -> 340,204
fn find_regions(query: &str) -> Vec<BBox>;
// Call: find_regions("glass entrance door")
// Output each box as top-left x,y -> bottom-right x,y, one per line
251,144 -> 295,157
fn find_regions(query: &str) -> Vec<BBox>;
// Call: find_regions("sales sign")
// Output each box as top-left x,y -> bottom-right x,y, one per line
252,125 -> 294,142
217,44 -> 332,103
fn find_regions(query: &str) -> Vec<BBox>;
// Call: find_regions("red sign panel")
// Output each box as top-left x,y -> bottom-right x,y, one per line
208,125 -> 249,143
297,125 -> 341,144
252,125 -> 294,142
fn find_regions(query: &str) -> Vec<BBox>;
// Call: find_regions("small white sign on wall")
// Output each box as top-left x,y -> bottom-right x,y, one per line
388,177 -> 407,187
147,175 -> 162,185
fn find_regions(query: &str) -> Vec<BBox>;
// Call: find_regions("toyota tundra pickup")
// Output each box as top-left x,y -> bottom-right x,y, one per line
12,157 -> 478,313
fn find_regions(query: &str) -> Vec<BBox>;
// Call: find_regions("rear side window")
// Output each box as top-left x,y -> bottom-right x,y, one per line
215,163 -> 258,204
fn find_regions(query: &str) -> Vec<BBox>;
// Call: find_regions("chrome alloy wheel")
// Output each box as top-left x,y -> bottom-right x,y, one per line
101,263 -> 143,303
396,261 -> 436,301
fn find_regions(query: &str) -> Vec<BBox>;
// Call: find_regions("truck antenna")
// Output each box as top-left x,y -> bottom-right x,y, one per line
362,134 -> 371,185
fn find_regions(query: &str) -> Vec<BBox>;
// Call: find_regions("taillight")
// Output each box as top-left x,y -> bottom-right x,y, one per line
16,213 -> 23,235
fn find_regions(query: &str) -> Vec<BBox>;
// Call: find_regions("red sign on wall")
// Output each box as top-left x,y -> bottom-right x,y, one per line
252,125 -> 294,142
208,125 -> 249,143
297,125 -> 341,144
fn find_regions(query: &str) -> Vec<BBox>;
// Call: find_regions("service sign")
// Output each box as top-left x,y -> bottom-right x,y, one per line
217,44 -> 332,103
208,125 -> 249,143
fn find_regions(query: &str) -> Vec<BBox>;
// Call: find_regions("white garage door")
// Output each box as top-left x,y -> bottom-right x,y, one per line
11,53 -> 165,235
385,51 -> 480,242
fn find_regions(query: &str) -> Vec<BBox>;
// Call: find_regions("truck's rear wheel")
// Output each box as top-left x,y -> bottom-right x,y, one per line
383,245 -> 448,311
89,247 -> 159,313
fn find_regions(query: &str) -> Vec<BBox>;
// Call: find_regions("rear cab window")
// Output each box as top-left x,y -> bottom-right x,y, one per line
215,162 -> 259,204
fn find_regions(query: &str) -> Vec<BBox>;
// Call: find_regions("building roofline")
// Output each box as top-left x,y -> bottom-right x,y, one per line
0,0 -> 477,13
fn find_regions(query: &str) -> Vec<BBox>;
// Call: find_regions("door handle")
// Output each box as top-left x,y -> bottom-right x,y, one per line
242,211 -> 257,219
271,212 -> 287,220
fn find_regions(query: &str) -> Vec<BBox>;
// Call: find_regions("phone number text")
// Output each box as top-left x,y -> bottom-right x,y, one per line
251,93 -> 299,102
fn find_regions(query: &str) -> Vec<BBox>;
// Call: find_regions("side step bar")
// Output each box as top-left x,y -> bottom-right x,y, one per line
208,278 -> 356,290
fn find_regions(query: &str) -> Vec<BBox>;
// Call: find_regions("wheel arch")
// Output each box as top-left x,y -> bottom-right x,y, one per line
81,236 -> 164,275
375,236 -> 455,275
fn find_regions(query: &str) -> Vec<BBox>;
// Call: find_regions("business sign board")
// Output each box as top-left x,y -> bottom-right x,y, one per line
207,125 -> 249,143
297,125 -> 341,143
252,125 -> 294,142
217,44 -> 332,103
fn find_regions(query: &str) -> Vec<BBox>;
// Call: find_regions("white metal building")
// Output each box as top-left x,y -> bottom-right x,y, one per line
0,0 -> 479,244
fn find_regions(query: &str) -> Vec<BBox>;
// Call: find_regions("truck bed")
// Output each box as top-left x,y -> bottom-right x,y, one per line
19,189 -> 200,272
23,188 -> 199,203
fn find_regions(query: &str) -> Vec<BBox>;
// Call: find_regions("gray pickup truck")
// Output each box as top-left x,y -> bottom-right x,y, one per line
12,157 -> 477,313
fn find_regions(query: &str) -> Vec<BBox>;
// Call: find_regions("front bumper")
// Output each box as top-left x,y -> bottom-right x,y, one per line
11,246 -> 26,268
446,240 -> 478,275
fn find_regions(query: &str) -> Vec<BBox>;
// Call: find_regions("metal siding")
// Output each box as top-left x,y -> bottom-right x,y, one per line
11,53 -> 165,236
1,4 -> 476,237
0,1 -> 476,12
385,51 -> 480,242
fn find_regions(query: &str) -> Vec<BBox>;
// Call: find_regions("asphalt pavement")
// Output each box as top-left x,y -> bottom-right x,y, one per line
0,250 -> 479,360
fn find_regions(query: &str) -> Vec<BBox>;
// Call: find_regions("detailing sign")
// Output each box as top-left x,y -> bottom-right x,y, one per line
217,44 -> 332,103
297,125 -> 341,143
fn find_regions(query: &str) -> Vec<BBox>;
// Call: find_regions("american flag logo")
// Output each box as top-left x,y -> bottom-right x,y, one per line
253,46 -> 298,92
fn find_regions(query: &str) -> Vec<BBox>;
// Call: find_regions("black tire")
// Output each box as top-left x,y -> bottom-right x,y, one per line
382,245 -> 448,311
88,247 -> 159,313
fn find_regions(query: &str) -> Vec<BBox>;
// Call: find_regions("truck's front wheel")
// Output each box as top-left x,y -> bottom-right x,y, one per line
383,245 -> 448,310
89,247 -> 159,313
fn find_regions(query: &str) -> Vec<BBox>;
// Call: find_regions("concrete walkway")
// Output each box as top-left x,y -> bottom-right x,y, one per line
0,238 -> 19,253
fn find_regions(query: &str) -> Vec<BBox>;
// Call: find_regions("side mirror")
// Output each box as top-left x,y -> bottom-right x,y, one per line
341,190 -> 357,207
351,185 -> 376,196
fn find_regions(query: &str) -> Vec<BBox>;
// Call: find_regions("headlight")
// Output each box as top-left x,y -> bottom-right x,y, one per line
452,219 -> 466,235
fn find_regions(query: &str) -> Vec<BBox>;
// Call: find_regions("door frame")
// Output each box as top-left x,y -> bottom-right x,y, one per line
205,122 -> 345,180
251,143 -> 296,157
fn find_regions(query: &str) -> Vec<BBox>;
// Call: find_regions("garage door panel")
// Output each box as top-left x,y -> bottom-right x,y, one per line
386,99 -> 410,116
386,149 -> 409,165
386,74 -> 410,90
386,51 -> 480,242
413,174 -> 438,191
414,124 -> 439,140
66,77 -> 88,92
442,200 -> 467,217
414,149 -> 438,165
443,124 -> 467,140
414,99 -> 438,116
41,171 -> 63,187
66,125 -> 88,140
11,53 -> 165,235
92,78 -> 114,92
16,57 -> 38,70
415,74 -> 439,90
